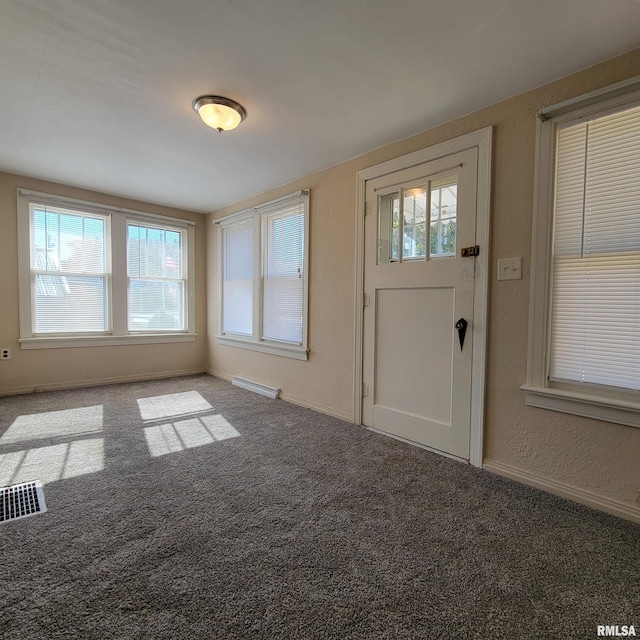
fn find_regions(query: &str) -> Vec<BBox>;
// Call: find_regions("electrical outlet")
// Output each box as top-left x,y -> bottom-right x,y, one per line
1,348 -> 10,360
497,257 -> 522,281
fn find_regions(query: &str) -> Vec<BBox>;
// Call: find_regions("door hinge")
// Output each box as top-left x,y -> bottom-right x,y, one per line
364,200 -> 371,217
362,292 -> 370,308
461,245 -> 480,257
361,382 -> 369,397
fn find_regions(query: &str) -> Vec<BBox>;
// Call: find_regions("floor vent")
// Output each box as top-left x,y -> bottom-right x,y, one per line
1,480 -> 47,524
232,376 -> 280,399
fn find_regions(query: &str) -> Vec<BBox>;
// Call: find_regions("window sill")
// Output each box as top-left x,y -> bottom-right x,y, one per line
19,333 -> 197,350
216,335 -> 309,361
521,384 -> 640,429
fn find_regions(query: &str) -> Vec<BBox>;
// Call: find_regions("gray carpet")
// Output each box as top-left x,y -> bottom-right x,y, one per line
0,374 -> 638,639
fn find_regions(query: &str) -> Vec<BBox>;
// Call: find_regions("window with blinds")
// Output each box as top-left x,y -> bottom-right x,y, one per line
262,202 -> 305,344
222,218 -> 254,336
18,189 -> 195,347
127,222 -> 186,332
549,102 -> 640,391
30,204 -> 109,334
217,190 -> 309,359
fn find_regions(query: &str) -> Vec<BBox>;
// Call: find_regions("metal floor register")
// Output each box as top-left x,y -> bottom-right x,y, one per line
1,480 -> 47,524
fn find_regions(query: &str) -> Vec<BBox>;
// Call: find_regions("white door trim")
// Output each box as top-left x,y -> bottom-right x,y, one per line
353,127 -> 492,468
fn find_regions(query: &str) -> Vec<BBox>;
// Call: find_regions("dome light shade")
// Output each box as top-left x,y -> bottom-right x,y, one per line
192,96 -> 247,132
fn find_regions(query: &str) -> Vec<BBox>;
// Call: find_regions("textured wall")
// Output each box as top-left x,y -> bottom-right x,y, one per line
207,49 -> 640,509
207,163 -> 357,420
0,172 -> 208,393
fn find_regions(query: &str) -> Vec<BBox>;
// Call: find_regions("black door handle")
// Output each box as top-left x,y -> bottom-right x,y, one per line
455,318 -> 468,351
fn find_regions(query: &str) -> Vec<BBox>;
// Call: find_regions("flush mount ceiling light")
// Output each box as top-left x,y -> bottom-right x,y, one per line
192,95 -> 247,132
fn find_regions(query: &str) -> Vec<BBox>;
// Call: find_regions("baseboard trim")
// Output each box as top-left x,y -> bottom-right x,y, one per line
279,392 -> 353,422
483,459 -> 640,525
0,368 -> 208,397
207,369 -> 353,422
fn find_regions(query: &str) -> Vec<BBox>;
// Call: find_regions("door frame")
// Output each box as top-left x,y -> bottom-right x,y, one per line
353,127 -> 492,467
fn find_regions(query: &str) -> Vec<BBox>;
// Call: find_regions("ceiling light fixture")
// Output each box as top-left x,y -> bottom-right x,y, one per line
192,95 -> 247,132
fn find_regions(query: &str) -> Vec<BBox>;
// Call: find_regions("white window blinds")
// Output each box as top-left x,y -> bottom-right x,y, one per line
217,190 -> 309,356
549,103 -> 640,390
31,204 -> 109,334
222,218 -> 254,336
127,222 -> 186,331
261,198 -> 305,344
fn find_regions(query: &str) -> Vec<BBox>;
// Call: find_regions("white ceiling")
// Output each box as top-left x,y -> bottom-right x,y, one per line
1,0 -> 640,213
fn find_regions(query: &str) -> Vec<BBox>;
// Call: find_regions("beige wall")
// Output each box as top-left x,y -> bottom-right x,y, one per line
0,172 -> 208,393
208,49 -> 640,512
1,50 -> 637,515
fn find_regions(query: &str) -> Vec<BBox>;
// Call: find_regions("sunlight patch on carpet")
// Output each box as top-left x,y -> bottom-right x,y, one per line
0,439 -> 104,486
1,406 -> 104,446
144,415 -> 240,457
137,391 -> 213,421
1,480 -> 47,524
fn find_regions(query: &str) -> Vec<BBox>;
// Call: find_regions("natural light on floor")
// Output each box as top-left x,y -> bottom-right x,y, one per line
139,390 -> 240,457
0,405 -> 103,445
136,390 -> 213,421
0,405 -> 105,486
0,439 -> 104,486
144,415 -> 240,457
0,392 -> 240,484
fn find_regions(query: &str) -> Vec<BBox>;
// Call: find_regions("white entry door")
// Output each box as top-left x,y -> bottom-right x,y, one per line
362,148 -> 479,460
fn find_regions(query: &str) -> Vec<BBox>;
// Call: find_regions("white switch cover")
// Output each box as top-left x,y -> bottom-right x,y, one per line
497,257 -> 522,280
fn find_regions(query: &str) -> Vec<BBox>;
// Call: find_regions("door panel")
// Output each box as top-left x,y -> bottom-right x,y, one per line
362,148 -> 478,460
375,287 -> 453,425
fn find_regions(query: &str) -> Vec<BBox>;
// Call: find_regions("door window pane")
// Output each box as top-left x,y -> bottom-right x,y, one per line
377,192 -> 398,264
430,177 -> 457,257
403,187 -> 427,259
377,188 -> 427,263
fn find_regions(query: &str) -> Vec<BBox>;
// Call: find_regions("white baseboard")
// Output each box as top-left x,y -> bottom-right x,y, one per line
207,369 -> 353,422
483,459 -> 640,525
0,368 -> 208,396
279,392 -> 353,422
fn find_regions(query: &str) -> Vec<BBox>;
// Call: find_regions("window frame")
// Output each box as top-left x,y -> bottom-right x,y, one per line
17,189 -> 196,349
215,190 -> 309,361
523,78 -> 640,428
126,219 -> 190,333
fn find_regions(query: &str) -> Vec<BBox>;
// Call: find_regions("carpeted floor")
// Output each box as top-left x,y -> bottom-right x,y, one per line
0,374 -> 638,639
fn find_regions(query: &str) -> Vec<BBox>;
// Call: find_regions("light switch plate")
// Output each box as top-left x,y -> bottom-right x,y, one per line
497,257 -> 522,281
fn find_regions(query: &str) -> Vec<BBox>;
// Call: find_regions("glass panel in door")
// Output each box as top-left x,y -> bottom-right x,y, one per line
377,186 -> 427,264
429,177 -> 457,257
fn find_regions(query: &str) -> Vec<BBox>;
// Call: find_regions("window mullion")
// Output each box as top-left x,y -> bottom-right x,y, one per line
255,213 -> 263,341
110,214 -> 127,335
